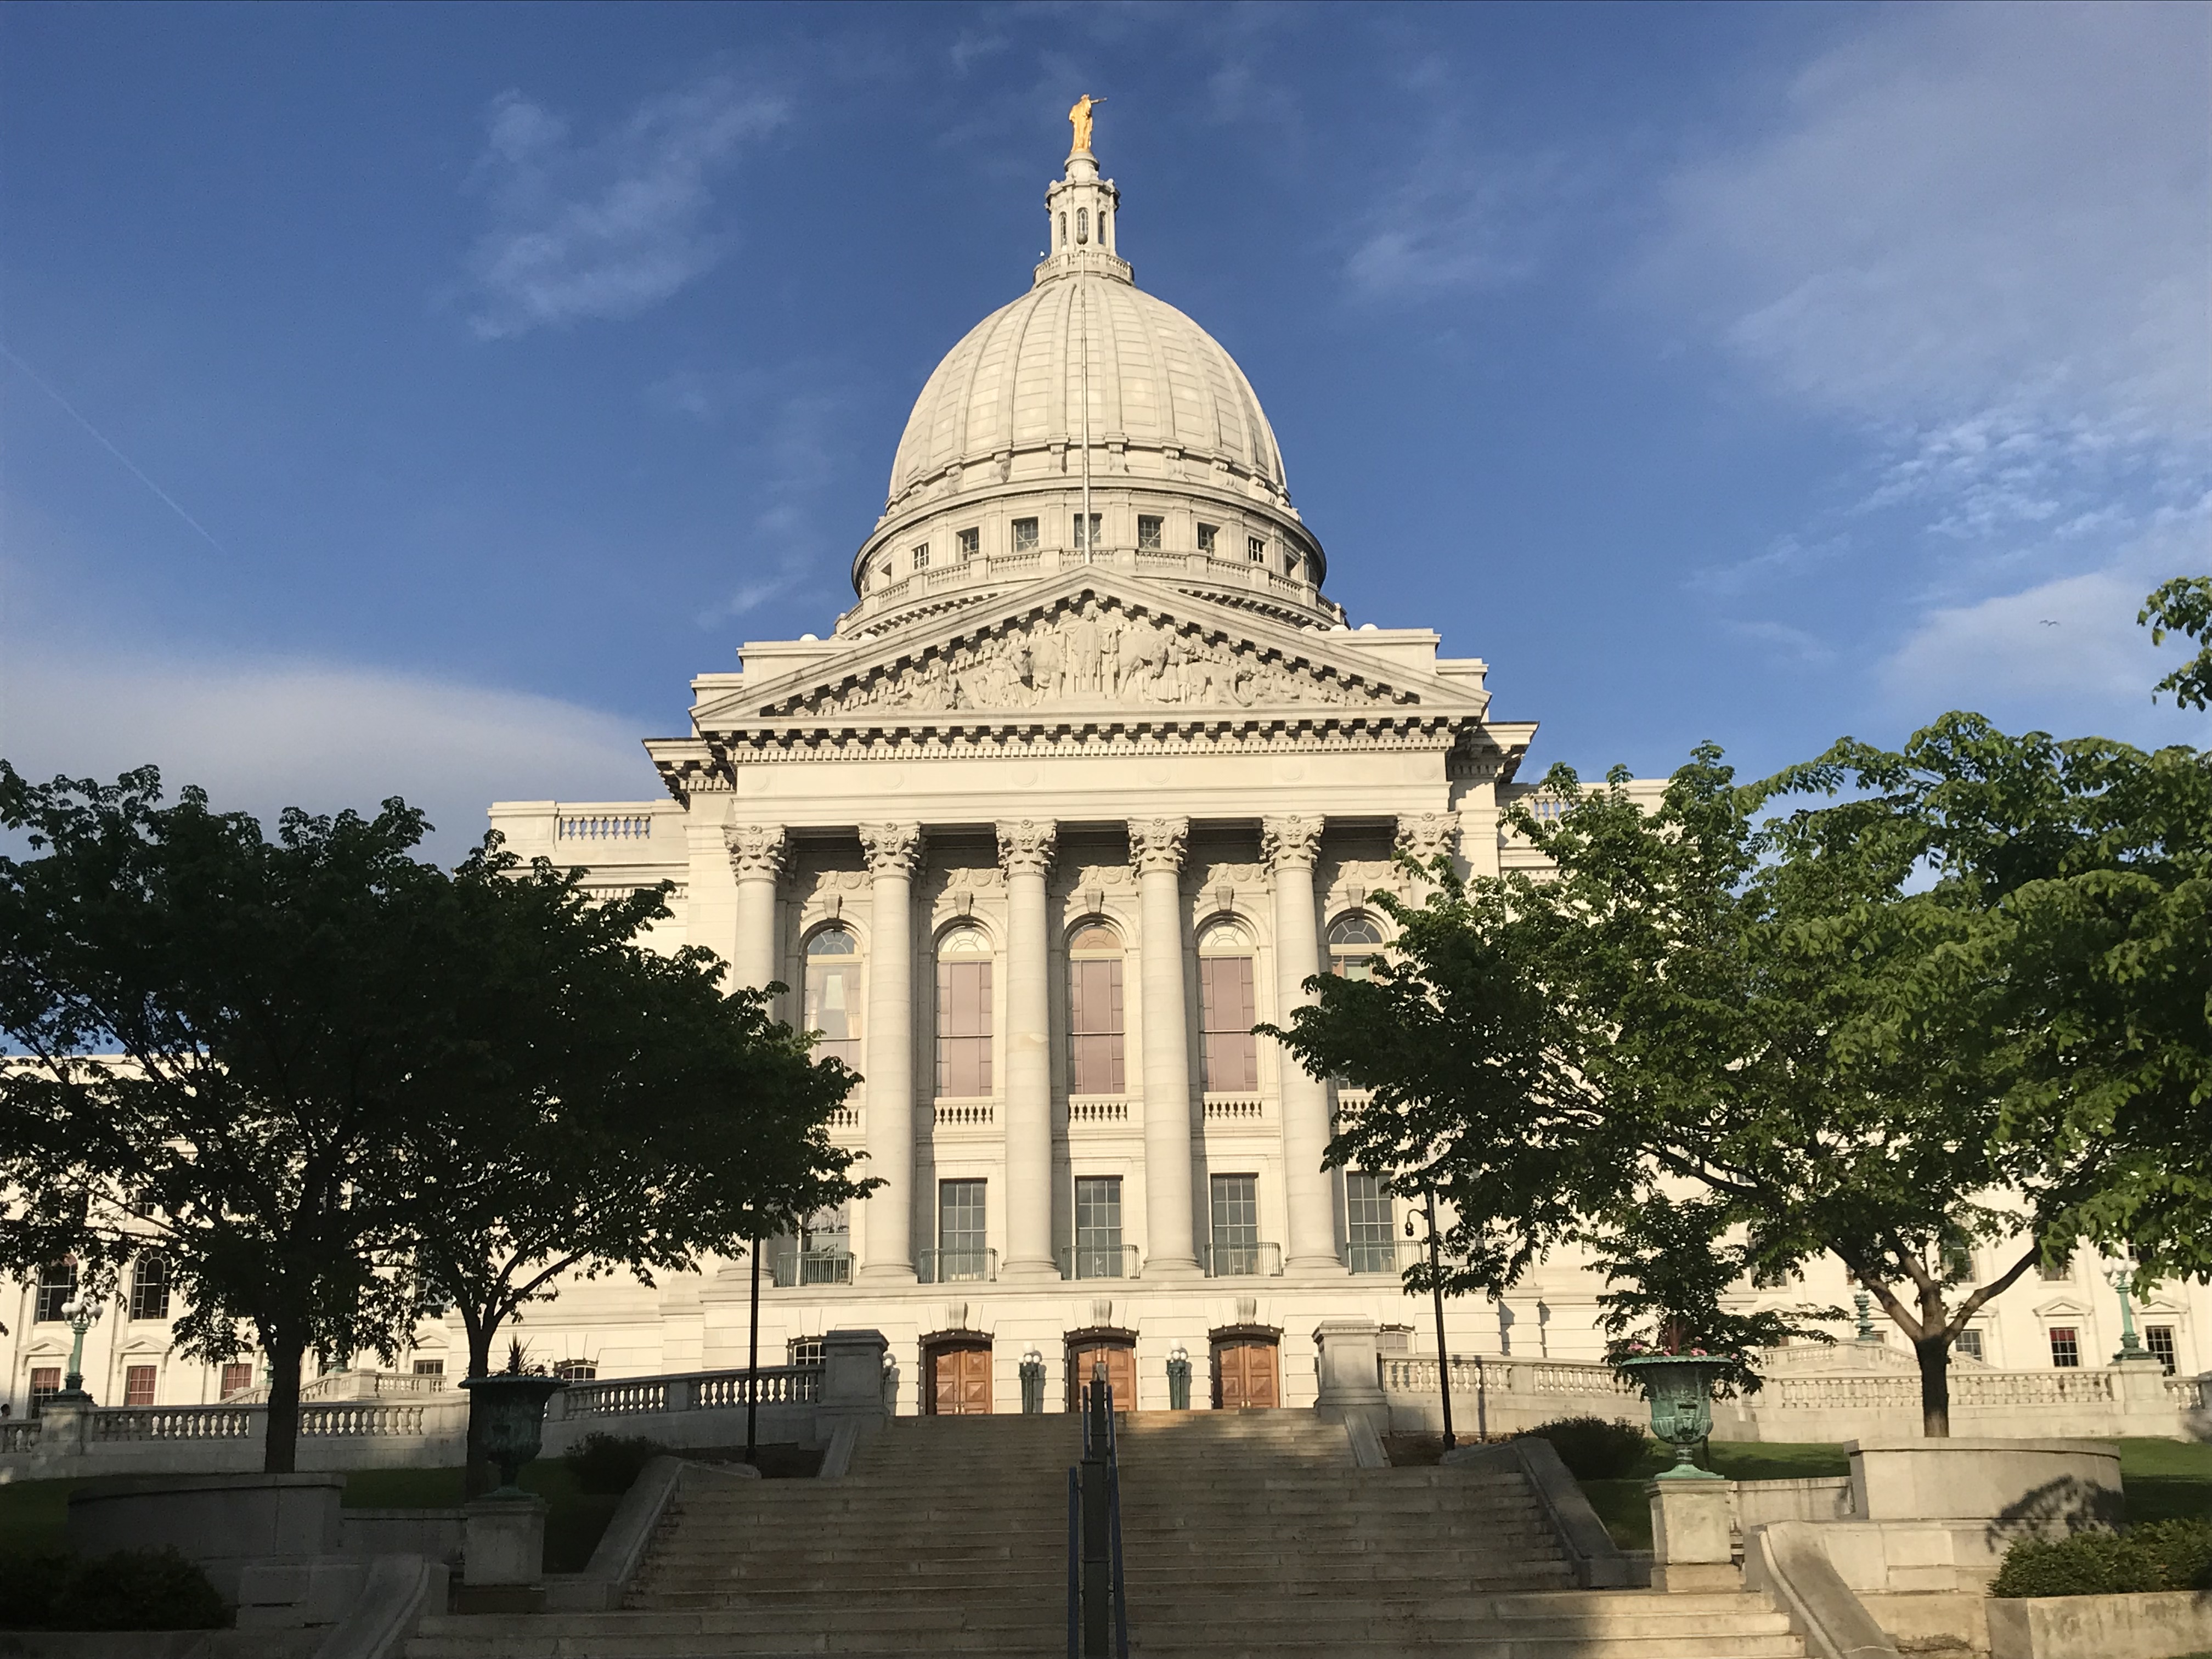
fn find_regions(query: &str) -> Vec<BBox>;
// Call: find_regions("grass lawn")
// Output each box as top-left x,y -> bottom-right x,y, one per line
0,1460 -> 618,1575
1576,1436 -> 2212,1551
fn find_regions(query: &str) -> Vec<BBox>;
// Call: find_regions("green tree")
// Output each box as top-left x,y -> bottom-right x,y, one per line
0,766 -> 452,1471
1275,748 -> 2104,1436
2141,574 -> 2212,710
401,847 -> 871,1492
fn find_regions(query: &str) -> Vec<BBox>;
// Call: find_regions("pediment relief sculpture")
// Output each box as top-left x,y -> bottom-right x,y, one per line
765,599 -> 1403,720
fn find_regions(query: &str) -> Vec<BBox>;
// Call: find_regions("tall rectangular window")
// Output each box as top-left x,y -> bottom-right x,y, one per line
1074,1177 -> 1124,1278
1196,522 -> 1217,554
219,1363 -> 254,1398
1283,551 -> 1299,577
956,526 -> 979,558
939,1180 -> 989,1280
129,1254 -> 171,1322
1073,512 -> 1102,549
124,1365 -> 157,1407
1211,1173 -> 1260,1275
1136,515 -> 1163,550
29,1367 -> 60,1414
35,1263 -> 75,1323
1345,1174 -> 1395,1273
1954,1329 -> 1985,1362
803,927 -> 864,1070
2039,1250 -> 2074,1282
2144,1325 -> 2177,1374
912,543 -> 929,571
1199,955 -> 1257,1092
1012,517 -> 1040,552
1246,535 -> 1266,563
1068,951 -> 1125,1094
2047,1327 -> 2080,1368
936,953 -> 993,1097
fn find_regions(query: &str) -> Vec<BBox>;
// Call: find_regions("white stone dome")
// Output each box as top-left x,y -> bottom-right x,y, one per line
885,272 -> 1290,511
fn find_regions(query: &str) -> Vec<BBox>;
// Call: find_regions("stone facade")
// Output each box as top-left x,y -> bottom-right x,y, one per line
4,136 -> 2207,1426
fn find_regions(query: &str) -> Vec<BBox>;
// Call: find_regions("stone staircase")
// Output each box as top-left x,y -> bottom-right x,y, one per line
1115,1410 -> 1806,1658
404,1407 -> 1808,1658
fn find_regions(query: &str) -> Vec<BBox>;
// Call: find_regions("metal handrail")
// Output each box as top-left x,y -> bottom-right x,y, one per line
1068,1366 -> 1131,1658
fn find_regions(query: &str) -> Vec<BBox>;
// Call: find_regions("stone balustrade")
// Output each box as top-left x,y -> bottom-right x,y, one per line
1367,1334 -> 2211,1443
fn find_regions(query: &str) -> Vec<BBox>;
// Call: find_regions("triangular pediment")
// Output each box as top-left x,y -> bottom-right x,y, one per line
695,572 -> 1481,735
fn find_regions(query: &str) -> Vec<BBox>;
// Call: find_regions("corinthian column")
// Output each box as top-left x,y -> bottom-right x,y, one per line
1266,814 -> 1345,1276
856,822 -> 922,1283
723,823 -> 788,992
1131,816 -> 1201,1279
997,819 -> 1058,1281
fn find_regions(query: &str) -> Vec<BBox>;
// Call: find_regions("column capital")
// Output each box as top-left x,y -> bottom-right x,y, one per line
1261,814 -> 1324,870
995,818 -> 1058,880
1395,811 -> 1460,867
1127,815 -> 1189,877
724,822 -> 789,882
857,822 -> 924,879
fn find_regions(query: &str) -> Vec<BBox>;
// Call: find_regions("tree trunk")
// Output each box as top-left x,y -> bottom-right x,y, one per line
1915,1333 -> 1952,1438
462,1315 -> 497,1500
262,1338 -> 305,1474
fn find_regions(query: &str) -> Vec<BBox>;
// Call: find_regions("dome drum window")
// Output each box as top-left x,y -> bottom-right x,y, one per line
1012,517 -> 1039,552
1197,523 -> 1217,555
912,543 -> 929,572
1076,207 -> 1090,244
1247,535 -> 1266,564
956,527 -> 979,559
1137,515 -> 1163,551
1073,512 -> 1102,550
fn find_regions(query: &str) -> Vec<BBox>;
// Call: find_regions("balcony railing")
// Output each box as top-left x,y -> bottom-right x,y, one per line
1344,1238 -> 1426,1275
1204,1242 -> 1282,1278
918,1248 -> 998,1285
1059,1244 -> 1141,1280
771,1248 -> 854,1288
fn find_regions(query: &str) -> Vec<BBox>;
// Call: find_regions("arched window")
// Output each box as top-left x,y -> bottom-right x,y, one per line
1198,919 -> 1257,1092
1058,212 -> 1067,248
1066,921 -> 1124,1095
1329,913 -> 1385,981
129,1252 -> 171,1322
1101,210 -> 1111,249
1077,207 -> 1089,244
804,926 -> 863,1070
935,925 -> 993,1098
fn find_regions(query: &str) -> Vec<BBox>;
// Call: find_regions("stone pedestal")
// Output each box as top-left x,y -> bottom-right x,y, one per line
1311,1319 -> 1389,1437
463,1494 -> 546,1589
1649,1479 -> 1739,1592
818,1328 -> 893,1440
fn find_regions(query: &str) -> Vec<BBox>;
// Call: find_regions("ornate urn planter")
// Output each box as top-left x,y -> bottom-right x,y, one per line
458,1375 -> 568,1494
1615,1355 -> 1731,1480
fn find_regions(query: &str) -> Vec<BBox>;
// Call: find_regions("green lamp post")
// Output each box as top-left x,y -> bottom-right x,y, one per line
52,1292 -> 104,1405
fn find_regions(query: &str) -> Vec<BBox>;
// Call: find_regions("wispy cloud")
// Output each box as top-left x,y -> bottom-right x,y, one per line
1649,1 -> 2209,723
1691,533 -> 1850,600
1725,619 -> 1835,667
1,648 -> 658,862
1345,139 -> 1568,298
460,72 -> 790,340
1650,2 -> 2209,526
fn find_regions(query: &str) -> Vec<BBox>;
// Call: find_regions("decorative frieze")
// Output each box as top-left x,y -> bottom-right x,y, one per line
767,598 -> 1398,719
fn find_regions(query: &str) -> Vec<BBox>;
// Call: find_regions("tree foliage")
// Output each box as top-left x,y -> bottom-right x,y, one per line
2141,574 -> 2212,711
0,765 -> 868,1473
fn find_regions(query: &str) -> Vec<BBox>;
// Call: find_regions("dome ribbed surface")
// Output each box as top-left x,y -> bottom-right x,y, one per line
887,273 -> 1288,503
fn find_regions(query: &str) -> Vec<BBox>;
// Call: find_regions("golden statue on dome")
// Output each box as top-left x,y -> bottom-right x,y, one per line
1068,94 -> 1104,155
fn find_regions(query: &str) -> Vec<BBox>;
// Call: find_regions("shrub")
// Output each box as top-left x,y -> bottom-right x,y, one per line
565,1431 -> 668,1496
0,1548 -> 227,1630
1991,1519 -> 2212,1599
1514,1416 -> 1652,1481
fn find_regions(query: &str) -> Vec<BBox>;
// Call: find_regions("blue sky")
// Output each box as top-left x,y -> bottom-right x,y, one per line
2,1 -> 2205,856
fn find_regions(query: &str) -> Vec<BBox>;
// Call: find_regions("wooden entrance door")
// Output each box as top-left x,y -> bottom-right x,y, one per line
1067,1341 -> 1136,1411
928,1341 -> 992,1415
1212,1339 -> 1279,1409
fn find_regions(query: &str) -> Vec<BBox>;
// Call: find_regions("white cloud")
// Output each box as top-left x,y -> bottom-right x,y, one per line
1875,511 -> 2212,743
1346,144 -> 1565,298
461,74 -> 789,340
1726,619 -> 1835,667
0,650 -> 663,862
1651,1 -> 2209,518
